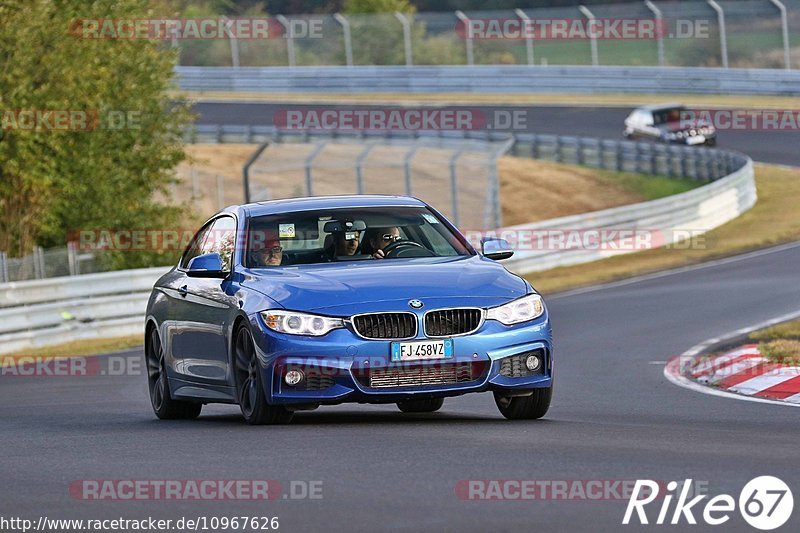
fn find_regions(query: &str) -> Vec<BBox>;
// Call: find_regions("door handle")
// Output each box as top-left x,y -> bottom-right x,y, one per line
178,285 -> 188,297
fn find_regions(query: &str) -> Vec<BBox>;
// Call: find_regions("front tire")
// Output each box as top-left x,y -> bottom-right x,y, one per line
397,397 -> 444,413
146,327 -> 202,420
494,387 -> 552,420
234,325 -> 293,425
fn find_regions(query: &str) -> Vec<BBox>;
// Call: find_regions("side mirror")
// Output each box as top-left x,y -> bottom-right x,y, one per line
186,252 -> 228,278
481,238 -> 514,260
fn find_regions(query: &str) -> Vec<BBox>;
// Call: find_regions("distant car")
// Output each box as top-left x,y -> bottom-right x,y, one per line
624,103 -> 716,146
144,195 -> 553,424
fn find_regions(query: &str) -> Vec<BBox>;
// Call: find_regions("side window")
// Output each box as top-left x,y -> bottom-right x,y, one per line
180,221 -> 214,269
207,216 -> 237,271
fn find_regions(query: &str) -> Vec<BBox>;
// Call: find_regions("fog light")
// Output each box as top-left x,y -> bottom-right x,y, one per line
284,369 -> 304,386
524,354 -> 541,372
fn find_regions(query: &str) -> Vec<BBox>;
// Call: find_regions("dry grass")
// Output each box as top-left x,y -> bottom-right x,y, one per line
175,91 -> 800,110
749,319 -> 800,342
178,143 -> 690,225
498,158 -> 642,225
758,340 -> 800,365
527,163 -> 800,294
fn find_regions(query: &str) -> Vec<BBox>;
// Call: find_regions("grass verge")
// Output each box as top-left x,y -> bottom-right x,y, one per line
2,335 -> 142,361
176,91 -> 800,110
748,319 -> 800,365
526,163 -> 800,294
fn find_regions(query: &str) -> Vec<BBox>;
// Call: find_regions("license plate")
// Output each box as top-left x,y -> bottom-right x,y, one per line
686,135 -> 705,145
390,339 -> 454,362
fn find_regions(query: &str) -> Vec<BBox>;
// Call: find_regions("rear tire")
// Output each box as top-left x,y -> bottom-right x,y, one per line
234,325 -> 293,425
146,327 -> 202,420
397,397 -> 444,413
494,387 -> 551,420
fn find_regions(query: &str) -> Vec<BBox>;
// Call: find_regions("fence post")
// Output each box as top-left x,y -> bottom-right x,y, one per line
769,0 -> 791,70
403,145 -> 419,195
355,144 -> 377,194
0,251 -> 7,283
394,12 -> 413,66
578,5 -> 599,66
455,11 -> 474,66
223,17 -> 240,68
33,246 -> 43,279
67,242 -> 77,276
276,15 -> 296,67
243,141 -> 270,203
449,148 -> 466,227
305,143 -> 327,196
514,9 -> 534,66
706,0 -> 729,68
169,26 -> 179,65
334,13 -> 354,67
490,137 -> 515,229
644,0 -> 665,67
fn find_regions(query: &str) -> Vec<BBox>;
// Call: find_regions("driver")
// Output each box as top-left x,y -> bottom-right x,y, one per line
333,229 -> 361,256
362,226 -> 401,259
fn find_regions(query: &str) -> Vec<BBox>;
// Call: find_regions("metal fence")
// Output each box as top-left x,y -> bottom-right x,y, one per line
1,125 -> 746,283
0,245 -> 102,284
0,136 -> 754,354
172,1 -> 800,69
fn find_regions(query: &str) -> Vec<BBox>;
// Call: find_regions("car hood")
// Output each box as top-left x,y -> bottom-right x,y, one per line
241,255 -> 528,314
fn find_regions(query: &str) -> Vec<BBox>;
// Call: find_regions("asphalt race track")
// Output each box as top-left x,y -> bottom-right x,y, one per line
3,242 -> 800,531
194,102 -> 800,167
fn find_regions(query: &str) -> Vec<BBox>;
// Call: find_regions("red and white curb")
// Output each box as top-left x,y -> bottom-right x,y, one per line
664,310 -> 800,407
688,345 -> 800,402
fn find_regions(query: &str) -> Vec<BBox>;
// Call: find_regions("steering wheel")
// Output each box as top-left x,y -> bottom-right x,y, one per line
381,240 -> 435,258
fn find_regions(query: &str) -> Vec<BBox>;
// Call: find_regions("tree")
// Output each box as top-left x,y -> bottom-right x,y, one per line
0,0 -> 192,269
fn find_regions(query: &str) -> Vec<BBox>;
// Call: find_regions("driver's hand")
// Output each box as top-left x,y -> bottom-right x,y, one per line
372,249 -> 385,259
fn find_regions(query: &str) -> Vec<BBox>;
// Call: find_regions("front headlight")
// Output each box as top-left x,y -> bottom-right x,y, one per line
260,310 -> 344,336
486,293 -> 545,325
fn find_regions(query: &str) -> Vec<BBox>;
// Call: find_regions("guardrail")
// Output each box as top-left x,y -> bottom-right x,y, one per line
503,157 -> 755,274
0,135 -> 754,355
175,66 -> 800,96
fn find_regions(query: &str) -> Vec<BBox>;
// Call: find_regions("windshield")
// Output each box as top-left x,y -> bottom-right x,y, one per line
652,107 -> 685,125
245,206 -> 472,267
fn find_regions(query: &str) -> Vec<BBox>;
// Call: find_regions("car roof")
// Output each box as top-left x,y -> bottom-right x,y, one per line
635,103 -> 684,112
239,195 -> 428,217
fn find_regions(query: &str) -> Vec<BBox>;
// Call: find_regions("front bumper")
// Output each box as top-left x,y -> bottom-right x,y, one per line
248,312 -> 553,406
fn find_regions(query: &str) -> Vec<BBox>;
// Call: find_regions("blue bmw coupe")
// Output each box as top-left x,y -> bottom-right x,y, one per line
145,195 -> 553,424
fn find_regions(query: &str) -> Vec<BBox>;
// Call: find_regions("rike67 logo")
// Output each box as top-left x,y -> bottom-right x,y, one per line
623,476 -> 793,530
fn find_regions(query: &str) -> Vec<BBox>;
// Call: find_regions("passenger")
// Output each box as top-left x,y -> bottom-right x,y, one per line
252,236 -> 284,266
332,230 -> 361,256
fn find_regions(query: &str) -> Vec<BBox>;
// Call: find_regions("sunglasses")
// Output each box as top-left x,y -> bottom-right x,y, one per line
382,234 -> 401,242
260,246 -> 283,255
